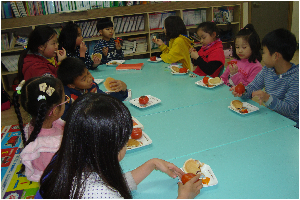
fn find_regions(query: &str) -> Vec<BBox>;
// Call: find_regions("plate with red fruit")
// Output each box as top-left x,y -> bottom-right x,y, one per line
129,95 -> 161,108
147,56 -> 162,62
195,76 -> 223,88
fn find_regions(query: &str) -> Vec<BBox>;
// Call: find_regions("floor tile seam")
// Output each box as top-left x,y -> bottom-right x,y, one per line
135,98 -> 229,118
165,125 -> 293,162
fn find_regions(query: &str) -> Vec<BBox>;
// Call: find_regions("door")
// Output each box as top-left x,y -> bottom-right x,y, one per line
250,1 -> 290,40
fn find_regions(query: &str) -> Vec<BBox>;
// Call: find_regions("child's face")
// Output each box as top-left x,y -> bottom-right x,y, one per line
262,46 -> 276,68
75,28 -> 83,47
38,34 -> 58,58
100,27 -> 114,40
72,68 -> 94,90
235,38 -> 252,60
197,29 -> 216,46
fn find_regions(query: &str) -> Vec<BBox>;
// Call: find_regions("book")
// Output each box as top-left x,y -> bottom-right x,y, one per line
119,17 -> 127,33
10,2 -> 20,18
131,15 -> 138,32
2,2 -> 13,18
116,17 -> 122,33
123,16 -> 130,33
116,63 -> 144,70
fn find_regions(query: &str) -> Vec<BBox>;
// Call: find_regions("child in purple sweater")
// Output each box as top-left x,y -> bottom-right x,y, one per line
221,24 -> 262,86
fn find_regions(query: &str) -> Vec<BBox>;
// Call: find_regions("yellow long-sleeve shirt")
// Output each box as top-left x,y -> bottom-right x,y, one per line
159,35 -> 194,71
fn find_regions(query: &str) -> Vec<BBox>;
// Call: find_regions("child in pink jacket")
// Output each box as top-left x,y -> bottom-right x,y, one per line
13,77 -> 67,182
221,24 -> 262,86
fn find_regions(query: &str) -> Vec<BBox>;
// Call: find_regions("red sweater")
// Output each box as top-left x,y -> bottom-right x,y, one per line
22,54 -> 59,81
193,40 -> 225,77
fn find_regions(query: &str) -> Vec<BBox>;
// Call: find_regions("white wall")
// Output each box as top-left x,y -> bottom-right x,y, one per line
243,2 -> 248,27
291,1 -> 299,42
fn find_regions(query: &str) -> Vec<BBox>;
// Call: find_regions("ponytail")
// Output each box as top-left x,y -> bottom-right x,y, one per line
18,49 -> 29,81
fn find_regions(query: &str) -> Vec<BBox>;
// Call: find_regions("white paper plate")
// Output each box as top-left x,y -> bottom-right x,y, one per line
106,60 -> 125,66
127,131 -> 152,150
132,116 -> 144,129
179,164 -> 218,187
195,79 -> 224,88
228,102 -> 259,115
147,58 -> 162,62
94,79 -> 104,84
170,66 -> 189,75
129,95 -> 161,108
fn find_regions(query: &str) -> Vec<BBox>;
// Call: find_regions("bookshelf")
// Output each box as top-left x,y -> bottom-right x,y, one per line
1,1 -> 243,92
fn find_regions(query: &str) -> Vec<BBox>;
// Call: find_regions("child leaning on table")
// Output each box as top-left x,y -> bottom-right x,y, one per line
152,16 -> 194,71
93,18 -> 124,65
12,77 -> 67,182
18,25 -> 66,81
57,57 -> 128,120
220,24 -> 262,87
37,93 -> 203,199
58,21 -> 101,70
230,28 -> 299,128
190,21 -> 225,78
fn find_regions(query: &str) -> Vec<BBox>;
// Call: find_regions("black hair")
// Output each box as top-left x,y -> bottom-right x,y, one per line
164,16 -> 187,39
262,28 -> 297,62
12,76 -> 64,173
197,21 -> 220,38
96,18 -> 114,31
39,93 -> 133,198
58,21 -> 80,54
18,25 -> 57,80
232,24 -> 262,63
57,57 -> 86,86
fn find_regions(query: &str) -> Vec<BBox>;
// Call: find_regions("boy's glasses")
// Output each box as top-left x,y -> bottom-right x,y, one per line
48,95 -> 70,116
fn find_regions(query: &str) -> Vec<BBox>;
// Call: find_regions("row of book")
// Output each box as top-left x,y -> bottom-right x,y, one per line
1,1 -> 168,19
114,15 -> 144,34
1,55 -> 20,72
76,20 -> 100,39
149,12 -> 175,30
183,9 -> 207,26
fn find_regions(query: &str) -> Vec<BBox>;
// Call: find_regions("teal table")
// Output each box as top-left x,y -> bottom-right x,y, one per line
90,59 -> 299,199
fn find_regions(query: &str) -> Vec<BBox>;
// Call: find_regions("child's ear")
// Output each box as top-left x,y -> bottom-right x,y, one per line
38,44 -> 45,52
67,84 -> 76,89
99,30 -> 103,36
212,32 -> 217,39
274,52 -> 281,60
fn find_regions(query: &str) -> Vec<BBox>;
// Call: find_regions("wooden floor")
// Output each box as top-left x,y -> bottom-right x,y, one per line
1,50 -> 299,127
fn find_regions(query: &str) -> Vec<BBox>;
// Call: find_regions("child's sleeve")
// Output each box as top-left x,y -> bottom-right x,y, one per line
82,50 -> 96,70
231,63 -> 262,86
92,81 -> 128,101
159,40 -> 184,64
94,41 -> 109,65
193,57 -> 223,75
220,66 -> 230,85
242,68 -> 266,99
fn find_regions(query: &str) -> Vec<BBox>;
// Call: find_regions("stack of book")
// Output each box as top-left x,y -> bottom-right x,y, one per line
122,36 -> 147,55
1,55 -> 20,72
183,9 -> 206,26
114,15 -> 144,34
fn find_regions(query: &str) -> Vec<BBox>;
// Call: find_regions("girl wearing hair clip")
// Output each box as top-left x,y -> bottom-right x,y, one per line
12,76 -> 67,182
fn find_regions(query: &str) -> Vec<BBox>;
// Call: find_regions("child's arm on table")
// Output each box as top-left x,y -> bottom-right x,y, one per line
131,158 -> 202,199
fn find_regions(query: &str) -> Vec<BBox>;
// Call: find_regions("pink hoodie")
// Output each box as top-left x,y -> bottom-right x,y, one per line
220,58 -> 262,86
20,118 -> 65,182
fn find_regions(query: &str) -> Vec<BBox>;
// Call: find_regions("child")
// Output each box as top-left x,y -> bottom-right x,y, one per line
94,18 -> 124,64
230,28 -> 299,128
58,21 -> 101,70
12,77 -> 67,182
18,25 -> 66,81
221,24 -> 262,87
152,16 -> 194,71
190,22 -> 225,77
57,57 -> 128,119
38,93 -> 203,198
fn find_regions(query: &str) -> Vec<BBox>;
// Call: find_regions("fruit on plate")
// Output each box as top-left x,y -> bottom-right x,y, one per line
208,77 -> 221,85
150,56 -> 157,61
235,83 -> 245,94
202,177 -> 210,185
230,100 -> 243,111
131,128 -> 142,139
181,173 -> 199,185
183,158 -> 204,174
202,76 -> 209,85
240,108 -> 248,113
179,68 -> 188,73
139,96 -> 149,105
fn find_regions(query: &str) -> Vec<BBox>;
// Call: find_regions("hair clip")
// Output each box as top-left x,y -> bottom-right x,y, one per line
46,86 -> 55,96
39,83 -> 47,92
37,95 -> 46,101
16,80 -> 26,94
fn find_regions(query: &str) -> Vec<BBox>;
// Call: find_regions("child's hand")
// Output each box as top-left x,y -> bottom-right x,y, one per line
102,47 -> 109,56
229,86 -> 243,97
152,38 -> 164,46
153,158 -> 185,179
229,64 -> 238,75
109,80 -> 127,92
79,42 -> 87,57
252,90 -> 270,105
115,42 -> 122,50
177,174 -> 203,199
92,56 -> 101,65
189,48 -> 199,59
57,47 -> 67,62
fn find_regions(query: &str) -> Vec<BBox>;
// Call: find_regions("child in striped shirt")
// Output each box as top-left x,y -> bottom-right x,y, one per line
231,28 -> 299,128
94,18 -> 124,65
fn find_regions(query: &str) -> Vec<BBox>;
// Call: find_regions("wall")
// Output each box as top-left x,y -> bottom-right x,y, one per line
291,1 -> 299,42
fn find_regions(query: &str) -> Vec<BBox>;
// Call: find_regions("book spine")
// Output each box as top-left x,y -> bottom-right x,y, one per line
10,2 -> 20,18
3,2 -> 13,18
